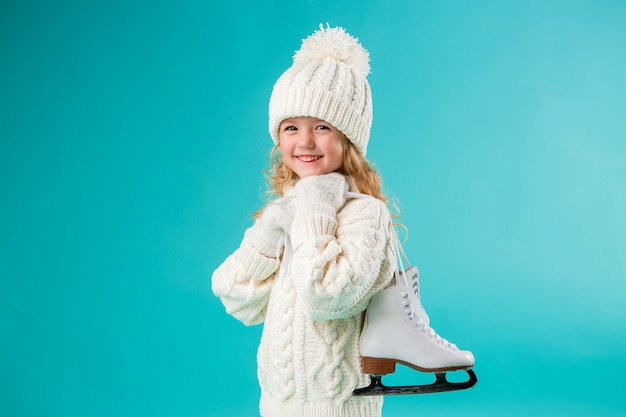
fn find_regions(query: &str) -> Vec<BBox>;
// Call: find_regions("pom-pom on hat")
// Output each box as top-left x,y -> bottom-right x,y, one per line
269,24 -> 373,156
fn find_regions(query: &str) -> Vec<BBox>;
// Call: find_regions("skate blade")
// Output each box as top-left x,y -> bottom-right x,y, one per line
353,368 -> 477,396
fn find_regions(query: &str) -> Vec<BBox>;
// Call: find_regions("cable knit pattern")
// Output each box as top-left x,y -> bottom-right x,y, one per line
261,275 -> 297,400
212,184 -> 394,417
291,197 -> 393,320
309,317 -> 360,402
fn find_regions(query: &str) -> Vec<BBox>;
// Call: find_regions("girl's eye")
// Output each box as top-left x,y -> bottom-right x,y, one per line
283,125 -> 297,131
316,125 -> 330,130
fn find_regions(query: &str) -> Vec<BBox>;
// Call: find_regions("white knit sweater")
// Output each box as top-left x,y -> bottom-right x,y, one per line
212,181 -> 394,417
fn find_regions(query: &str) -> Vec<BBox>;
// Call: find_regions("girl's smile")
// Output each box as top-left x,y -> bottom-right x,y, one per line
296,155 -> 322,162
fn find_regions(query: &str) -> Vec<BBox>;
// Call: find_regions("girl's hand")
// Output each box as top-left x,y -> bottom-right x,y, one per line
260,196 -> 295,237
295,173 -> 349,212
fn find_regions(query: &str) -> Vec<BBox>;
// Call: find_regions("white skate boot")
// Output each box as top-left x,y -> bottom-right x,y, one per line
344,191 -> 477,395
353,265 -> 477,395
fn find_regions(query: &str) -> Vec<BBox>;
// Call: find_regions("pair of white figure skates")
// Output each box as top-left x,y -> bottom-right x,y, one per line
345,192 -> 477,396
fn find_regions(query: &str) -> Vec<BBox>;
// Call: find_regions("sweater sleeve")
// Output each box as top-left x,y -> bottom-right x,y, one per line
211,221 -> 280,326
289,197 -> 395,320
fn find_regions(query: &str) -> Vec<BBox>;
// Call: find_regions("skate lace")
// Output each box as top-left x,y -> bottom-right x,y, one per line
414,316 -> 458,350
276,232 -> 290,286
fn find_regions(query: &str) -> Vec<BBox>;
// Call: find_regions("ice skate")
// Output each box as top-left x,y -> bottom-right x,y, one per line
344,191 -> 477,395
353,265 -> 477,396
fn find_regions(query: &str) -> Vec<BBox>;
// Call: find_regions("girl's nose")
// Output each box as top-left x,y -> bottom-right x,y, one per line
298,130 -> 315,148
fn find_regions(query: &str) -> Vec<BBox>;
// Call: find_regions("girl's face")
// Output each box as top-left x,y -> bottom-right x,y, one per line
278,117 -> 344,178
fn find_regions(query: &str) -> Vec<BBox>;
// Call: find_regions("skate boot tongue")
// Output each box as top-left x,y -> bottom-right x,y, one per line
395,266 -> 430,327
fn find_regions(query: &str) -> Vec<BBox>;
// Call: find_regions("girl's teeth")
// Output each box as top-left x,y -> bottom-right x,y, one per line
299,156 -> 320,162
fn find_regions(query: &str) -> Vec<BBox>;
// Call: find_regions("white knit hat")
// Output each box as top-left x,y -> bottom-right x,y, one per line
268,24 -> 373,156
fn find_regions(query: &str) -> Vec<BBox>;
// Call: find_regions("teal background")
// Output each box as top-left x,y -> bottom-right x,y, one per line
1,0 -> 625,416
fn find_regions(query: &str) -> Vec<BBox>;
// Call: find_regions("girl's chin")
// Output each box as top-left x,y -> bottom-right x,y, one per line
289,162 -> 340,178
296,169 -> 331,178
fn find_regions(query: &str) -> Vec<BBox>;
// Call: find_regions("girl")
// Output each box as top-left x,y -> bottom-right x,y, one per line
212,25 -> 394,416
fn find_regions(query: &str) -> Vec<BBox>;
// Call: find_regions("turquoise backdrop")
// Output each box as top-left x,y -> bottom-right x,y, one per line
1,1 -> 625,416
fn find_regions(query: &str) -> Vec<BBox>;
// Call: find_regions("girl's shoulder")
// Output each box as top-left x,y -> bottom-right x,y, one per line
343,190 -> 387,208
341,194 -> 391,223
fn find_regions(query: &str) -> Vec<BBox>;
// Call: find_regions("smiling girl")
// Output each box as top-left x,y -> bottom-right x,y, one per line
278,117 -> 344,178
212,25 -> 394,417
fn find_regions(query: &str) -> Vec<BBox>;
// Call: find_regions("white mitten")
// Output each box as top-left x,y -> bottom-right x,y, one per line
294,173 -> 349,212
259,196 -> 295,240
